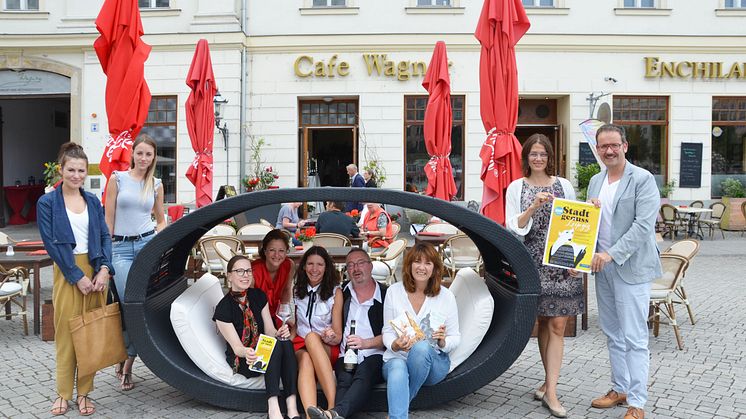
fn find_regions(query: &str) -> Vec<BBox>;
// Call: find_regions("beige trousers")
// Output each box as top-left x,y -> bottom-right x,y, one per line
53,254 -> 106,400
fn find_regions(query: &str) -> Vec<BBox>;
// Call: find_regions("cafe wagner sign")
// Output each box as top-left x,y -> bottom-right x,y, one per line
294,53 -> 451,81
644,56 -> 746,79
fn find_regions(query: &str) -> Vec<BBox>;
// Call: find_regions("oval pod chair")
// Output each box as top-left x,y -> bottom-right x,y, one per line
125,188 -> 539,411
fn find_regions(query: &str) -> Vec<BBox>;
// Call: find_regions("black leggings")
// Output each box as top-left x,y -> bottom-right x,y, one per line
243,339 -> 298,398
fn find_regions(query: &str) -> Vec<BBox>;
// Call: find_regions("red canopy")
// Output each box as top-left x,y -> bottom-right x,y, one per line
422,41 -> 458,201
475,0 -> 530,225
185,39 -> 217,208
94,0 -> 151,202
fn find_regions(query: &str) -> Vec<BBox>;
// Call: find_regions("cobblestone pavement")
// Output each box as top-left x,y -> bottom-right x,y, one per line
1,224 -> 745,418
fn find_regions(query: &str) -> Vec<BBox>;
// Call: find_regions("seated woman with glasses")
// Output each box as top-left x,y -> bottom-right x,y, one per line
505,133 -> 581,418
213,255 -> 300,419
292,246 -> 343,417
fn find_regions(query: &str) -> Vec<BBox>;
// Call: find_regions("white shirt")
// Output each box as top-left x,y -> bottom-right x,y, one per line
597,175 -> 620,253
66,207 -> 89,254
294,284 -> 338,338
340,282 -> 384,362
382,282 -> 460,363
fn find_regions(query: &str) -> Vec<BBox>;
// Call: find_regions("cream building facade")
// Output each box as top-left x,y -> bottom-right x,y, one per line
1,0 -> 745,224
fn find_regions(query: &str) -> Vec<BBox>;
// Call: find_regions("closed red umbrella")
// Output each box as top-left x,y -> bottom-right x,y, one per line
422,41 -> 458,201
94,0 -> 151,203
185,39 -> 217,208
475,0 -> 530,225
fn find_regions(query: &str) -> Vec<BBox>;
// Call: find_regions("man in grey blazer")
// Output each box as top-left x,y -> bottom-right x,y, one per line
586,124 -> 662,419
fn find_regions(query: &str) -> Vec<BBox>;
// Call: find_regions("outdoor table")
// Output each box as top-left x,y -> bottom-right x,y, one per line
287,246 -> 352,264
0,240 -> 45,253
414,232 -> 455,247
0,251 -> 53,335
3,184 -> 45,225
676,207 -> 712,240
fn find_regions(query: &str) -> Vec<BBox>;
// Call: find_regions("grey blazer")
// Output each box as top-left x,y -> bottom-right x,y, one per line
588,161 -> 663,284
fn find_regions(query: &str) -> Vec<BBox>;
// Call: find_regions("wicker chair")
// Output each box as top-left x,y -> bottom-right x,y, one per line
689,200 -> 704,208
370,239 -> 407,285
699,202 -> 726,240
442,234 -> 483,279
204,224 -> 237,236
313,233 -> 352,248
124,187 -> 539,412
649,254 -> 689,350
0,265 -> 30,335
258,218 -> 273,228
662,239 -> 700,325
236,223 -> 273,236
422,222 -> 461,234
198,236 -> 244,277
659,204 -> 684,239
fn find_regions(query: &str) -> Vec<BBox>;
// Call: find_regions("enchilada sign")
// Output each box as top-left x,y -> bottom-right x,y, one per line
645,56 -> 746,79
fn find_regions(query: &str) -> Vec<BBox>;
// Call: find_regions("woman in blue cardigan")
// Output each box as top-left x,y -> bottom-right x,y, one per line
37,142 -> 115,416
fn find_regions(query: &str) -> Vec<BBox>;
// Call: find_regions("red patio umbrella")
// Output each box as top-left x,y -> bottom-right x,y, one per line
185,39 -> 217,208
475,0 -> 530,225
422,41 -> 458,201
94,0 -> 152,203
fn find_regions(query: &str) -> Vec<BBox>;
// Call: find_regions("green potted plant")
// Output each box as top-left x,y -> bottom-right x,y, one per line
659,179 -> 676,200
574,162 -> 601,202
719,177 -> 746,231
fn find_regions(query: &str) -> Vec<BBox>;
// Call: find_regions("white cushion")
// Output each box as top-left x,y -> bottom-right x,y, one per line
371,261 -> 392,280
170,273 -> 264,389
447,268 -> 494,372
0,282 -> 22,296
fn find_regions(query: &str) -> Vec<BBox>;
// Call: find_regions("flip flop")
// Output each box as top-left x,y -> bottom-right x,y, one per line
76,395 -> 96,416
121,372 -> 134,391
51,397 -> 69,416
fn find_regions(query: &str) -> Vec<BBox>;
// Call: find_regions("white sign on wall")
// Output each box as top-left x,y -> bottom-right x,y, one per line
0,69 -> 71,95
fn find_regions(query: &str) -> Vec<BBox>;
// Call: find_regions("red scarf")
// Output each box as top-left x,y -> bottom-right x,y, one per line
230,290 -> 259,373
252,258 -> 292,328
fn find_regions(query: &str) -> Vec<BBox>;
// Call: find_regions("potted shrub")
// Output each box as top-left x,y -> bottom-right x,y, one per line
719,177 -> 746,231
574,162 -> 600,202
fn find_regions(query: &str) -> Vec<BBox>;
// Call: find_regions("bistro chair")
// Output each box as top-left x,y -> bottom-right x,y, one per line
204,224 -> 237,236
313,233 -> 352,248
370,239 -> 407,285
699,202 -> 726,240
0,265 -> 30,335
659,204 -> 684,239
237,223 -> 273,236
649,254 -> 689,350
422,222 -> 461,235
258,218 -> 273,228
198,236 -> 244,279
442,234 -> 483,279
689,200 -> 704,208
662,239 -> 700,325
387,221 -> 401,241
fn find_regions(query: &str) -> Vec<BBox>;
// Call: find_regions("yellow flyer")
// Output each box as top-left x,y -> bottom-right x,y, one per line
249,334 -> 277,374
542,198 -> 601,273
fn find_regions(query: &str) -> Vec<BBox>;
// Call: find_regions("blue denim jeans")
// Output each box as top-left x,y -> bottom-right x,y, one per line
382,341 -> 450,419
112,234 -> 153,357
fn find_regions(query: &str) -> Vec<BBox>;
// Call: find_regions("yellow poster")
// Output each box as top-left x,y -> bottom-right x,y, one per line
542,198 -> 601,273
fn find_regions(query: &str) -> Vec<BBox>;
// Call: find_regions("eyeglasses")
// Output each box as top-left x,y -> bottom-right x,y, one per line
345,260 -> 371,270
596,143 -> 623,151
230,268 -> 253,276
528,152 -> 549,160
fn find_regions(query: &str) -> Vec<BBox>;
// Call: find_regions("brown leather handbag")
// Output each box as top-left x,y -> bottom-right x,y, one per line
68,292 -> 127,377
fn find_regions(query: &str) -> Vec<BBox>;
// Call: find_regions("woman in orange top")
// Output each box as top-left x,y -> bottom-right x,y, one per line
251,229 -> 296,327
362,202 -> 393,249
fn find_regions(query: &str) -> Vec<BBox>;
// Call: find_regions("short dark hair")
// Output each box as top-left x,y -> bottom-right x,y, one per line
258,229 -> 289,260
330,201 -> 346,211
521,133 -> 555,177
595,124 -> 627,144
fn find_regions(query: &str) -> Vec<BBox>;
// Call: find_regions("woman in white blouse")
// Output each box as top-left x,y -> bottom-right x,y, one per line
381,242 -> 460,419
292,246 -> 343,417
505,133 -> 582,418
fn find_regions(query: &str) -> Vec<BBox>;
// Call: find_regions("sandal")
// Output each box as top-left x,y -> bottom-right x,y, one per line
114,361 -> 125,380
76,395 -> 96,416
121,372 -> 134,391
51,396 -> 69,416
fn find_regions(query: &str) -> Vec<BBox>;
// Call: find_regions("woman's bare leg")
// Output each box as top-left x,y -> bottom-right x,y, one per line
304,332 -> 337,409
543,316 -> 569,410
295,349 -> 317,413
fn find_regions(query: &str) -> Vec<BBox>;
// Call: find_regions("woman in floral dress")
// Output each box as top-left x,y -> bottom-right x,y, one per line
506,133 -> 583,418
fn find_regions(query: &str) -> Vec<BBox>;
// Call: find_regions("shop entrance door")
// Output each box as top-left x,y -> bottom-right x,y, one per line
298,98 -> 359,188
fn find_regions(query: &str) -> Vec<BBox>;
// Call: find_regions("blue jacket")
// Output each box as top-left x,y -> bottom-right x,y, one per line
37,185 -> 114,285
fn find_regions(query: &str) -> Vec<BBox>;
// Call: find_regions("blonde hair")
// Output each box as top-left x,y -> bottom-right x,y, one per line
131,134 -> 158,202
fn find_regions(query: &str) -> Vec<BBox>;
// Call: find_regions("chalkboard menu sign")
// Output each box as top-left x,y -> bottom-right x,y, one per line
679,142 -> 702,188
579,143 -> 597,166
